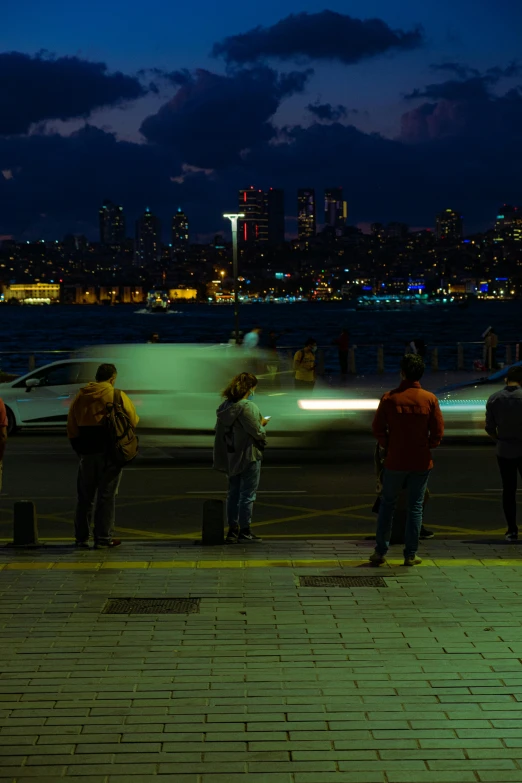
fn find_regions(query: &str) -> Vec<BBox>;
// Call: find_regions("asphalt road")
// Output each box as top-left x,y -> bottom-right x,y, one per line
0,431 -> 513,544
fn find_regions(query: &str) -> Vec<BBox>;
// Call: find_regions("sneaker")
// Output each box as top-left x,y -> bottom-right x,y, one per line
238,530 -> 263,542
75,541 -> 90,549
404,555 -> 422,567
369,552 -> 386,567
225,528 -> 239,544
505,531 -> 519,542
420,526 -> 434,539
94,539 -> 122,549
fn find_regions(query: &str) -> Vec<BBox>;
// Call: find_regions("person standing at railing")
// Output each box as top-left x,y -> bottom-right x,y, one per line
484,327 -> 499,370
293,338 -> 317,392
334,329 -> 350,376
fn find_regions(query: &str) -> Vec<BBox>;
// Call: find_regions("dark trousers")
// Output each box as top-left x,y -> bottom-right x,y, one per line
294,379 -> 315,392
74,453 -> 122,544
339,351 -> 348,375
497,456 -> 522,533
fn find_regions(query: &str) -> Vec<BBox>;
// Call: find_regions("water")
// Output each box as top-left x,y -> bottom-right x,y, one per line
0,300 -> 520,375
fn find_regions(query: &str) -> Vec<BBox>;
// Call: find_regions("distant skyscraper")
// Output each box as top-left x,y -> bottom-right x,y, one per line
238,187 -> 268,245
495,205 -> 522,242
266,188 -> 285,245
99,199 -> 125,245
436,209 -> 463,242
135,208 -> 161,266
172,208 -> 189,250
324,187 -> 346,229
297,189 -> 316,241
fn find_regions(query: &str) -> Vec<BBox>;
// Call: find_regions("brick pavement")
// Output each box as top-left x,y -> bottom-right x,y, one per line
0,539 -> 522,781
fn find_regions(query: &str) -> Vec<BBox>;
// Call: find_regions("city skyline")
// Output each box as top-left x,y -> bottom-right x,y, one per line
2,1 -> 521,241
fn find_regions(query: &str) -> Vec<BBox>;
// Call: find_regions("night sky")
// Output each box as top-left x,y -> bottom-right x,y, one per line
2,0 -> 521,240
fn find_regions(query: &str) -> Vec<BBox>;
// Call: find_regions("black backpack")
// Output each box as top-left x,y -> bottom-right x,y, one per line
105,389 -> 139,465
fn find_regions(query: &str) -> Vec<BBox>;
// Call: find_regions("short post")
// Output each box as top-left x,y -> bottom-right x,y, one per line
348,347 -> 356,375
457,342 -> 464,371
28,355 -> 36,372
506,345 -> 513,366
13,501 -> 38,546
377,345 -> 384,374
201,499 -> 224,545
431,348 -> 439,372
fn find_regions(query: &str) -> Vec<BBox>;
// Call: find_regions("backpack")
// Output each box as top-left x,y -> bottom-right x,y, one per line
105,389 -> 139,465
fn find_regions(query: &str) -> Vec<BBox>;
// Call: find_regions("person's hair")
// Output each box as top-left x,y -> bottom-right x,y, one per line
96,363 -> 117,382
223,372 -> 258,402
506,366 -> 522,384
401,353 -> 425,381
305,337 -> 316,347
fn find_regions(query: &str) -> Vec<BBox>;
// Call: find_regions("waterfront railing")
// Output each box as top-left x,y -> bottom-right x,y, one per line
0,342 -> 519,378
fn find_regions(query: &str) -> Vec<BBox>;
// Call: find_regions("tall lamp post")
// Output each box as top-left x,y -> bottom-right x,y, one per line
223,213 -> 245,344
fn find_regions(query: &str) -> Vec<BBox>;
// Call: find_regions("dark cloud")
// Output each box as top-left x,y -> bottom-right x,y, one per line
306,103 -> 349,122
140,66 -> 311,168
0,51 -> 147,136
409,61 -> 522,102
212,11 -> 423,66
402,62 -> 522,142
0,126 -> 182,238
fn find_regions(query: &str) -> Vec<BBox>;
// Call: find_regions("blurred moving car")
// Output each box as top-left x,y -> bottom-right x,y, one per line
0,343 -> 506,443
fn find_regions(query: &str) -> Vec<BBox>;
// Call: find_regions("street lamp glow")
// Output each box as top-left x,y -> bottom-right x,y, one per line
223,213 -> 245,345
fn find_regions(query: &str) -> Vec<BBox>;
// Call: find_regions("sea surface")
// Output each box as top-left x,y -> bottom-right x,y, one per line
1,300 -> 520,376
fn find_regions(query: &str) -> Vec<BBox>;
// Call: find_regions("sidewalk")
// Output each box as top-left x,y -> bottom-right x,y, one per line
0,539 -> 522,782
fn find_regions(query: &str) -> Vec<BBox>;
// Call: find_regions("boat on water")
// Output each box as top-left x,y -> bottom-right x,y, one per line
355,293 -> 455,311
146,290 -> 170,313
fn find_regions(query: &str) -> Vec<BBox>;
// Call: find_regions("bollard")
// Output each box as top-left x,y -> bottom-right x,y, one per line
348,347 -> 356,375
28,355 -> 36,372
13,501 -> 38,546
457,342 -> 464,371
201,499 -> 224,545
431,348 -> 439,372
506,345 -> 513,366
377,345 -> 384,374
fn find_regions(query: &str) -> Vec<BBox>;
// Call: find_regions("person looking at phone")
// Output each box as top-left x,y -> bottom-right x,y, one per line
213,372 -> 269,543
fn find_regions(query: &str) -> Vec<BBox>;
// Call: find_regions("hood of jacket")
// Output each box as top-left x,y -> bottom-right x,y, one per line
216,399 -> 248,426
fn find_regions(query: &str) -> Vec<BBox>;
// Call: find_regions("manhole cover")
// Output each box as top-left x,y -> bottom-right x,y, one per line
102,598 -> 200,614
299,576 -> 386,588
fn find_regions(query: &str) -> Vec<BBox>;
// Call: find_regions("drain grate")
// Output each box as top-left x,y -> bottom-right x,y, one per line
299,576 -> 386,588
102,598 -> 200,614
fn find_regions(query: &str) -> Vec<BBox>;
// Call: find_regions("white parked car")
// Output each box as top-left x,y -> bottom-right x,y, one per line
0,359 -> 103,434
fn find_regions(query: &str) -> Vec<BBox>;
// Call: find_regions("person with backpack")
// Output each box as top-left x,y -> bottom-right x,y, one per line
67,363 -> 139,549
293,338 -> 317,392
213,372 -> 268,544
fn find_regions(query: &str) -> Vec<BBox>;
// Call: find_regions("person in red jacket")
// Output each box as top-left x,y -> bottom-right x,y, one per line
370,353 -> 444,567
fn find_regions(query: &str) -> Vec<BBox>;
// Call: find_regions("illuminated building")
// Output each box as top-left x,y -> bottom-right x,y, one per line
135,208 -> 161,266
172,208 -> 189,250
267,188 -> 285,245
324,187 -> 346,229
99,199 -> 125,245
4,282 -> 61,304
297,189 -> 316,240
436,209 -> 463,242
238,187 -> 268,245
495,205 -> 522,242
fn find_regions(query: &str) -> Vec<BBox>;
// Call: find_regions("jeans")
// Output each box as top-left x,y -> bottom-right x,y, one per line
375,468 -> 431,558
227,460 -> 261,531
74,453 -> 122,544
497,456 -> 522,534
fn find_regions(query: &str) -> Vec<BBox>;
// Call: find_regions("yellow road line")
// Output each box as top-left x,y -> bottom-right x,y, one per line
0,557 -> 521,571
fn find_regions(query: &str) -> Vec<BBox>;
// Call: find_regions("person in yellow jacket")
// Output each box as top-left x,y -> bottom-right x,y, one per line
67,363 -> 139,549
293,338 -> 317,391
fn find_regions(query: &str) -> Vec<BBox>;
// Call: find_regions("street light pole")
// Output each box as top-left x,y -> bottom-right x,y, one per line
224,213 -> 245,345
